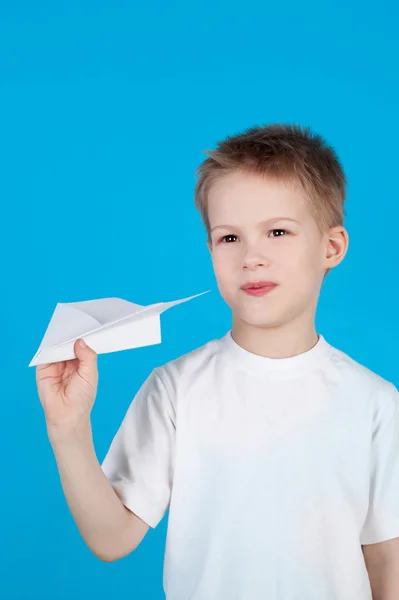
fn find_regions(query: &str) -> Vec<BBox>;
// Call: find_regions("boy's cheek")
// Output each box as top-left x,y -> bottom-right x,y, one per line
211,258 -> 236,283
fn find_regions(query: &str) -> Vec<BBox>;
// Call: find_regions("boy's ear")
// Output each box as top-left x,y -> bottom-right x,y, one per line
324,226 -> 349,270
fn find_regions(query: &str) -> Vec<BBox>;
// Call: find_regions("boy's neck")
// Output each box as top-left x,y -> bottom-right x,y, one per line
231,316 -> 319,360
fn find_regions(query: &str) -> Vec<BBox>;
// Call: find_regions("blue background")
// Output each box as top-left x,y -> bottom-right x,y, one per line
1,1 -> 398,598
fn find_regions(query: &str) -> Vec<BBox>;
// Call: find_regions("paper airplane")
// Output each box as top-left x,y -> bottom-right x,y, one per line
29,290 -> 210,367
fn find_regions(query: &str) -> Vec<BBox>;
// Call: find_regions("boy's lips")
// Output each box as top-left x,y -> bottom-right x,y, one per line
240,281 -> 278,290
240,281 -> 278,297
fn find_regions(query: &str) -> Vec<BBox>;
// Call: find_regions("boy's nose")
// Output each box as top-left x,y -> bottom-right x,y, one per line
242,248 -> 271,269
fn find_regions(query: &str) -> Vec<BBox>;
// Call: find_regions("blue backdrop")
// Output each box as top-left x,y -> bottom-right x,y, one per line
1,1 -> 398,598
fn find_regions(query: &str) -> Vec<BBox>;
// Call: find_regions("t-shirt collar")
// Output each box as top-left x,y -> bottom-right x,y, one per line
217,329 -> 332,377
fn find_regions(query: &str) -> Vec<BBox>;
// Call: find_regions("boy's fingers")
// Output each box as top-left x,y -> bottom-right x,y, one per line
74,339 -> 98,366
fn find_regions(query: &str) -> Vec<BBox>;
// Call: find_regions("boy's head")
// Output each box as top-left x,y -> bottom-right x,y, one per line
194,123 -> 349,332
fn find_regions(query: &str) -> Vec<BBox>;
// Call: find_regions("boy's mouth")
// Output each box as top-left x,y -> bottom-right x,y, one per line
240,281 -> 278,296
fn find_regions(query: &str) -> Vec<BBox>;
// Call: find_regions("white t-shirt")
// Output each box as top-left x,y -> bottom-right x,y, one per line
101,331 -> 399,600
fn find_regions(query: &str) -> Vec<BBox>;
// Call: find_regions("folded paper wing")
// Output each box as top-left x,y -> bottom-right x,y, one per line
29,290 -> 210,367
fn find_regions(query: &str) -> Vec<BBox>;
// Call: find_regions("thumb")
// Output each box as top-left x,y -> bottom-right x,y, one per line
74,339 -> 98,368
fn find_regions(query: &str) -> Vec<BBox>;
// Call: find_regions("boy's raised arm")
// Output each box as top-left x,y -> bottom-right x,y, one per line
36,339 -> 149,562
49,421 -> 149,562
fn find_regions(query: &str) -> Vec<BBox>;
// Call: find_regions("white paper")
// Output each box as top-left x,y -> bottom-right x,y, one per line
29,290 -> 210,367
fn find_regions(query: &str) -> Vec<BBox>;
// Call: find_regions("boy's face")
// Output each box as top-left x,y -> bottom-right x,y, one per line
207,170 -> 348,330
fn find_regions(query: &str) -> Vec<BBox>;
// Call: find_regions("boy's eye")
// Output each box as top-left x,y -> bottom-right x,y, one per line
220,234 -> 238,243
219,229 -> 289,243
269,229 -> 289,238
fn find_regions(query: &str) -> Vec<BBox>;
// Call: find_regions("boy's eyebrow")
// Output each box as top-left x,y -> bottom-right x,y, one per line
210,218 -> 301,233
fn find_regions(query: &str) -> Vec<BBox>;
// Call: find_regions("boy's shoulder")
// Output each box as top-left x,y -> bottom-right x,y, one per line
328,341 -> 397,397
153,333 -> 222,385
153,331 -> 397,400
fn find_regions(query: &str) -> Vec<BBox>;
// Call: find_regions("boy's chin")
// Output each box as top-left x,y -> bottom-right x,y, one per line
232,307 -> 284,329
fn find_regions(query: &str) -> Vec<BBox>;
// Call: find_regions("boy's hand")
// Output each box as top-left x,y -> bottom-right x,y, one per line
36,339 -> 99,438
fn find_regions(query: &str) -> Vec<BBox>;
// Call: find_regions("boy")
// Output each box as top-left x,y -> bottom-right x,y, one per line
37,124 -> 399,599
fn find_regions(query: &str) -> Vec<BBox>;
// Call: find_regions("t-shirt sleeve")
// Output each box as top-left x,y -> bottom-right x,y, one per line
360,383 -> 399,545
100,367 -> 176,529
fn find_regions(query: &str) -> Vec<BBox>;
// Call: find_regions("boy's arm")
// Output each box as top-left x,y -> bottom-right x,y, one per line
50,423 -> 150,562
362,537 -> 399,600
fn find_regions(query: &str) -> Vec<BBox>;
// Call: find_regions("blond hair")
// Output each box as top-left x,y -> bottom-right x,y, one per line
194,123 -> 347,243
